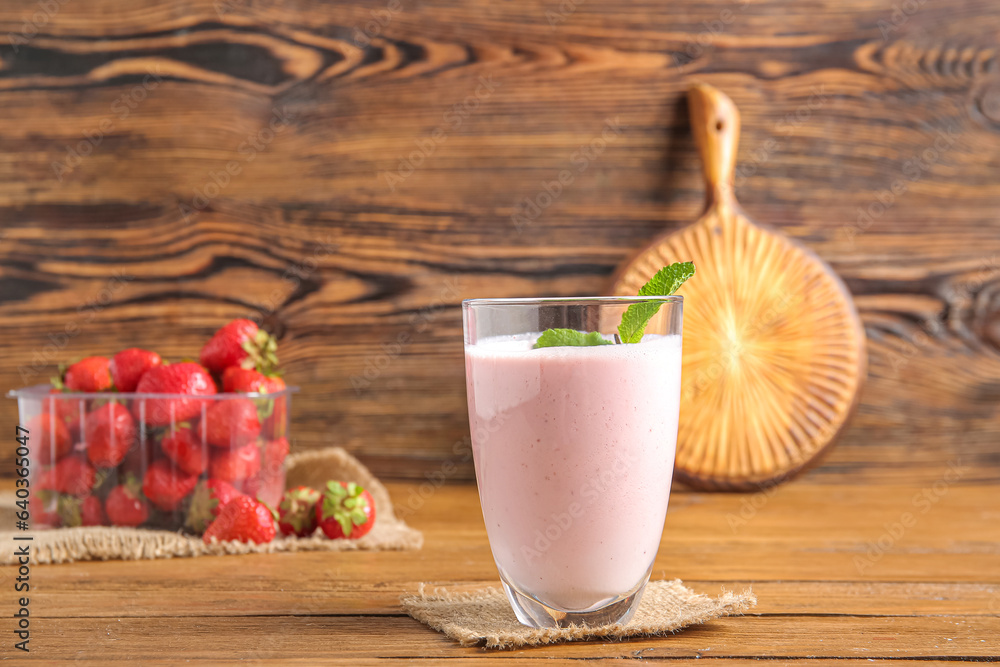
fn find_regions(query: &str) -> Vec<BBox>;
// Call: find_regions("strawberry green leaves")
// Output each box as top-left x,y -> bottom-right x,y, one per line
532,329 -> 613,349
320,481 -> 372,538
617,262 -> 695,344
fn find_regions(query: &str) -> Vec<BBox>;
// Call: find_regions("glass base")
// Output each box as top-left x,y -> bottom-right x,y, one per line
499,568 -> 650,629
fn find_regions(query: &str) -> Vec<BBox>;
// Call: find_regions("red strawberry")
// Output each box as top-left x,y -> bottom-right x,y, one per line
37,457 -> 96,497
35,465 -> 55,491
133,363 -> 217,426
202,496 -> 276,545
30,490 -> 60,527
85,402 -> 137,468
60,356 -> 113,392
208,443 -> 261,482
110,348 -> 162,392
243,468 -> 284,506
119,438 -> 154,477
160,426 -> 209,476
200,319 -> 279,375
45,390 -> 86,444
184,479 -> 245,533
263,375 -> 286,393
262,375 -> 289,439
262,436 -> 289,476
220,361 -> 288,440
26,411 -> 72,464
221,367 -> 269,393
316,481 -> 376,540
105,478 -> 150,527
58,494 -> 106,527
277,486 -> 321,537
45,388 -> 81,423
142,459 -> 199,512
204,399 -> 261,448
244,439 -> 287,505
65,412 -> 84,443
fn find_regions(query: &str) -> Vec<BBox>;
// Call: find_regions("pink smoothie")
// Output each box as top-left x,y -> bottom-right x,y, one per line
465,333 -> 681,611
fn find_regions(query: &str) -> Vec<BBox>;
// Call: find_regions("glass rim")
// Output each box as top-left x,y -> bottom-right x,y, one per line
7,383 -> 300,400
463,295 -> 682,307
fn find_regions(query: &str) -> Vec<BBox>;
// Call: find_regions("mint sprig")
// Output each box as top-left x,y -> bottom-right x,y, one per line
617,261 -> 695,343
533,329 -> 614,349
531,261 -> 694,349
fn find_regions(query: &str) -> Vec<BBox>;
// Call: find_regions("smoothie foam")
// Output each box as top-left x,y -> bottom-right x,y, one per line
466,333 -> 681,611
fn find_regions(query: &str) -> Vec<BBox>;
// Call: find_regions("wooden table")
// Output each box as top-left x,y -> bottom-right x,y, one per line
5,478 -> 999,663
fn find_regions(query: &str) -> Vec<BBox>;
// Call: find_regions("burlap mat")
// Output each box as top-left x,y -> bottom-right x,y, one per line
0,447 -> 422,564
401,579 -> 756,649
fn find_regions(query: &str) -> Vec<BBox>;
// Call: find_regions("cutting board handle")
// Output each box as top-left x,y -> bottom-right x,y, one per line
687,83 -> 740,210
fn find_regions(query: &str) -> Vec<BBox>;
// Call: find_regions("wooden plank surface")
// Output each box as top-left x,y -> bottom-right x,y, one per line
2,481 -> 998,662
17,615 -> 1000,660
1,0 -> 1000,480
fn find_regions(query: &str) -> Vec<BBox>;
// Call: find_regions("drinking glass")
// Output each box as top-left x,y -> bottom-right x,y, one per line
463,296 -> 683,628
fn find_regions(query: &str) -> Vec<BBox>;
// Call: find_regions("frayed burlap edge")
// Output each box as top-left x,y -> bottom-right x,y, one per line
0,446 -> 422,564
401,579 -> 756,649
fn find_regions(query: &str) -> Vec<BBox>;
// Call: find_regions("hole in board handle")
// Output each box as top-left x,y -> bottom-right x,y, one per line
716,120 -> 724,131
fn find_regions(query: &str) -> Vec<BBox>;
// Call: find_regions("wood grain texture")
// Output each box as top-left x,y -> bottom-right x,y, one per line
2,481 -> 998,662
0,0 -> 999,481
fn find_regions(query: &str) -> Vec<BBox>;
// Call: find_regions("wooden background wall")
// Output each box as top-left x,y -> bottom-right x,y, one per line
1,0 -> 998,483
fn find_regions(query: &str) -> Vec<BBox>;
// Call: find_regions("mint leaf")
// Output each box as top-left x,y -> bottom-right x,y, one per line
528,262 -> 694,349
617,262 -> 695,344
533,329 -> 613,349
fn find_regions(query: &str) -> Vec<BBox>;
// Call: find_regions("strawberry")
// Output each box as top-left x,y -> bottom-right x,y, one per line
133,362 -> 217,426
105,478 -> 150,527
200,319 -> 279,376
208,442 -> 261,482
204,399 -> 260,448
65,411 -> 85,443
219,358 -> 288,439
85,402 -> 137,468
160,426 -> 209,476
261,436 -> 290,477
142,459 -> 199,512
45,387 -> 81,423
243,439 -> 287,505
37,457 -> 96,497
277,486 -> 321,537
263,375 -> 286,393
243,469 -> 284,506
202,496 -> 276,545
26,411 -> 72,464
184,479 -> 245,533
262,375 -> 289,439
221,367 -> 269,393
119,438 -> 153,477
109,348 -> 162,392
57,494 -> 106,527
59,356 -> 113,392
30,490 -> 60,527
316,481 -> 376,540
44,389 -> 86,444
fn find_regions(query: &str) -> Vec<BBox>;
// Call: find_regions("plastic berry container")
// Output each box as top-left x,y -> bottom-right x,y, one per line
9,384 -> 297,532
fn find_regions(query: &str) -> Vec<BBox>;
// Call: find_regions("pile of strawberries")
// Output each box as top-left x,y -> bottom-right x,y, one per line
204,481 -> 377,545
29,319 -> 294,540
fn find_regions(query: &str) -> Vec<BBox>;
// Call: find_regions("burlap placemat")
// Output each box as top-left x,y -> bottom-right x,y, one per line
401,579 -> 756,649
0,447 -> 422,564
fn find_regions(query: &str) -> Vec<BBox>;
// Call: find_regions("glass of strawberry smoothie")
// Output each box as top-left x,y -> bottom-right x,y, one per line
463,296 -> 683,628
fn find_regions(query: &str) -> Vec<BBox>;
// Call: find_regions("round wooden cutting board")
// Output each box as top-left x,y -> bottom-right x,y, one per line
610,84 -> 867,490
